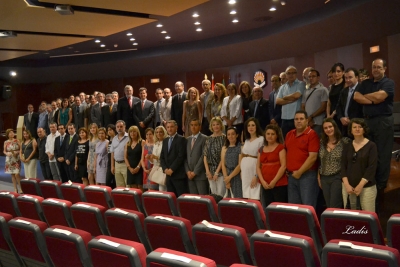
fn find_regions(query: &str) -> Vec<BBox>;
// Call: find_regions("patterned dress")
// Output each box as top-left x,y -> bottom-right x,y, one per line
88,139 -> 99,174
210,100 -> 222,118
95,140 -> 108,184
184,101 -> 200,137
224,143 -> 242,198
4,139 -> 21,174
143,142 -> 157,189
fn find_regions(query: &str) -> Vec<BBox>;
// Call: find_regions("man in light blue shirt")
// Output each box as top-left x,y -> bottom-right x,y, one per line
276,65 -> 306,137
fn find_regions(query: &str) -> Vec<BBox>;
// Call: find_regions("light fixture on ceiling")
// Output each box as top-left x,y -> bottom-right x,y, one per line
100,44 -> 105,47
95,39 -> 100,43
194,22 -> 201,25
9,71 -> 17,77
281,1 -> 286,5
130,38 -> 135,41
133,43 -> 138,45
156,24 -> 163,27
114,44 -> 118,48
370,45 -> 380,53
230,10 -> 237,14
161,31 -> 167,34
269,7 -> 277,11
0,31 -> 17,38
196,28 -> 202,32
325,0 -> 330,3
192,13 -> 199,17
126,33 -> 132,36
165,36 -> 171,39
232,19 -> 239,23
229,0 -> 236,4
54,5 -> 74,15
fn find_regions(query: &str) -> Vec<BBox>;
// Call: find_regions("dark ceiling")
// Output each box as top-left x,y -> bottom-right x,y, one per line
1,0 -> 399,84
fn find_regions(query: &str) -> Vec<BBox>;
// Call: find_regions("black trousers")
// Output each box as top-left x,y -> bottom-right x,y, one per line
40,161 -> 52,180
166,176 -> 188,197
57,161 -> 68,183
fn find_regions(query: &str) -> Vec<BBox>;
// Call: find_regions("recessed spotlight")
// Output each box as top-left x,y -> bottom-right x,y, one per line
44,52 -> 49,54
196,28 -> 202,32
68,47 -> 73,49
126,33 -> 132,36
114,44 -> 118,48
269,7 -> 277,11
230,10 -> 236,14
95,39 -> 100,43
232,19 -> 239,23
130,38 -> 135,41
9,71 -> 17,77
100,44 -> 105,47
105,49 -> 110,51
229,0 -> 236,4
161,31 -> 167,34
165,36 -> 171,39
156,24 -> 163,27
74,50 -> 79,52
281,1 -> 286,5
192,13 -> 199,17
132,43 -> 138,45
194,22 -> 201,25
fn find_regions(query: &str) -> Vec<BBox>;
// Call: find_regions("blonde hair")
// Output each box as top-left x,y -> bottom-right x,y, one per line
209,116 -> 225,133
187,87 -> 200,101
89,123 -> 98,141
127,126 -> 142,146
154,126 -> 167,142
98,127 -> 107,140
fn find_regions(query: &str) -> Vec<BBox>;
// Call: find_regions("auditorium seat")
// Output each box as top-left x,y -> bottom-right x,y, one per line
60,182 -> 87,204
177,194 -> 219,225
9,217 -> 54,267
105,207 -> 151,253
0,191 -> 21,217
44,225 -> 92,267
192,221 -> 252,266
88,235 -> 147,267
265,202 -> 324,256
111,187 -> 144,213
387,214 -> 400,252
20,178 -> 42,196
218,198 -> 266,234
39,180 -> 63,199
250,229 -> 321,267
16,194 -> 47,223
71,202 -> 109,236
84,185 -> 113,208
142,191 -> 178,216
229,264 -> 255,267
42,198 -> 74,227
147,247 -> 217,267
322,239 -> 400,267
0,212 -> 24,267
144,214 -> 195,254
321,208 -> 384,245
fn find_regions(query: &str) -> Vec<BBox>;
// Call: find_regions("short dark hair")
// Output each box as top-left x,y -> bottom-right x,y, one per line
67,123 -> 75,129
359,68 -> 369,76
190,118 -> 201,126
348,118 -> 369,138
224,127 -> 240,148
295,110 -> 308,119
309,69 -> 320,77
345,67 -> 359,77
139,87 -> 147,93
263,124 -> 284,145
331,62 -> 345,73
107,124 -> 117,136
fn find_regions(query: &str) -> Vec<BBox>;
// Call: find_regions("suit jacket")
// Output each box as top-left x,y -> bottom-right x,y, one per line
101,104 -> 118,127
91,103 -> 104,127
199,91 -> 214,121
153,99 -> 164,127
184,133 -> 207,180
117,96 -> 140,128
336,83 -> 363,120
24,112 -> 39,138
48,110 -> 57,127
72,105 -> 86,129
64,134 -> 78,163
268,90 -> 282,126
160,134 -> 187,180
54,134 -> 68,160
133,100 -> 155,128
249,98 -> 269,130
171,92 -> 187,127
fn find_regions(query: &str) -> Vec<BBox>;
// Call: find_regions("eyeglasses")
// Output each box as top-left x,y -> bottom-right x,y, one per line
352,152 -> 357,163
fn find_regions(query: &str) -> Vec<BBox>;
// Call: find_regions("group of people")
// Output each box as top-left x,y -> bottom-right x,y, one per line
3,58 -> 394,214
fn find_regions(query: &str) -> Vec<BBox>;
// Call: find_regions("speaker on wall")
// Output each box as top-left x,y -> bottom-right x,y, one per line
2,85 -> 12,100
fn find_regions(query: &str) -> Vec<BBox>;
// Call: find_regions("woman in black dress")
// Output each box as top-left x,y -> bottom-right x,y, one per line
75,128 -> 89,185
239,81 -> 253,122
327,62 -> 345,128
124,126 -> 145,190
106,124 -> 116,188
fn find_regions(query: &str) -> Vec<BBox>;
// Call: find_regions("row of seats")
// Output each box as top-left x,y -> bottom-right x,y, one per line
1,211 -> 399,267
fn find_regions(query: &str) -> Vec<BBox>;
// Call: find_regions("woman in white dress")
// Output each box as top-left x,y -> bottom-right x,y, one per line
241,117 -> 264,200
148,126 -> 168,191
221,83 -> 243,137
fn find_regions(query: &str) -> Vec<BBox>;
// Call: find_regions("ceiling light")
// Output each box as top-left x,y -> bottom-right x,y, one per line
196,28 -> 202,32
130,38 -> 135,41
0,31 -> 17,38
74,50 -> 79,52
229,0 -> 236,4
161,31 -> 167,34
165,36 -> 171,39
281,1 -> 286,5
9,71 -> 17,77
156,24 -> 163,27
192,13 -> 199,17
114,44 -> 118,48
100,44 -> 105,47
95,39 -> 100,43
232,19 -> 239,23
126,33 -> 132,36
133,43 -> 138,45
68,47 -> 73,49
230,10 -> 237,14
194,22 -> 201,25
269,7 -> 277,11
54,5 -> 74,15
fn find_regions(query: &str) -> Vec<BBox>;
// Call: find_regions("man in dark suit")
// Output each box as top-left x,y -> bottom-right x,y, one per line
269,75 -> 282,126
24,104 -> 39,139
160,120 -> 188,197
184,119 -> 209,195
249,86 -> 269,130
91,92 -> 105,127
64,123 -> 79,182
54,124 -> 68,182
133,88 -> 155,138
117,85 -> 140,129
72,96 -> 86,129
336,68 -> 363,136
102,93 -> 118,127
171,81 -> 187,135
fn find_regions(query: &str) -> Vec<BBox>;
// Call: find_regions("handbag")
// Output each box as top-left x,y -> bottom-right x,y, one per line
149,166 -> 166,185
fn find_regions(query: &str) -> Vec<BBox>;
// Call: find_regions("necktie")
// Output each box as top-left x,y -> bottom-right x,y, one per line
109,105 -> 112,113
141,101 -> 145,110
345,88 -> 355,117
168,137 -> 173,152
60,136 -> 64,145
28,113 -> 32,122
178,94 -> 181,102
156,100 -> 161,122
69,136 -> 72,144
254,100 -> 259,116
128,97 -> 132,108
191,137 -> 196,149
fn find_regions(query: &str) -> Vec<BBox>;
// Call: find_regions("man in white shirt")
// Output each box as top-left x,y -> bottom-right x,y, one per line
45,122 -> 60,180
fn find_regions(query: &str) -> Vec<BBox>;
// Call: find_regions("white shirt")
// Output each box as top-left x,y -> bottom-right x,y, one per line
220,95 -> 243,125
45,131 -> 60,162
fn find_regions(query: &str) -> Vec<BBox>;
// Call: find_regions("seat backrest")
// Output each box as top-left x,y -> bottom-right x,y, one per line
218,198 -> 266,234
71,202 -> 109,236
192,221 -> 252,266
16,194 -> 46,223
250,229 -> 321,267
321,208 -> 385,245
44,225 -> 92,267
387,214 -> 400,252
8,217 -> 54,267
105,208 -> 151,253
177,194 -> 219,225
84,185 -> 113,208
142,191 -> 178,216
60,182 -> 87,204
0,191 -> 21,217
39,180 -> 63,199
266,202 -> 324,255
42,198 -> 74,227
0,212 -> 25,267
322,239 -> 400,267
88,235 -> 147,267
20,178 -> 42,196
145,214 -> 194,254
111,187 -> 144,213
147,248 -> 217,267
